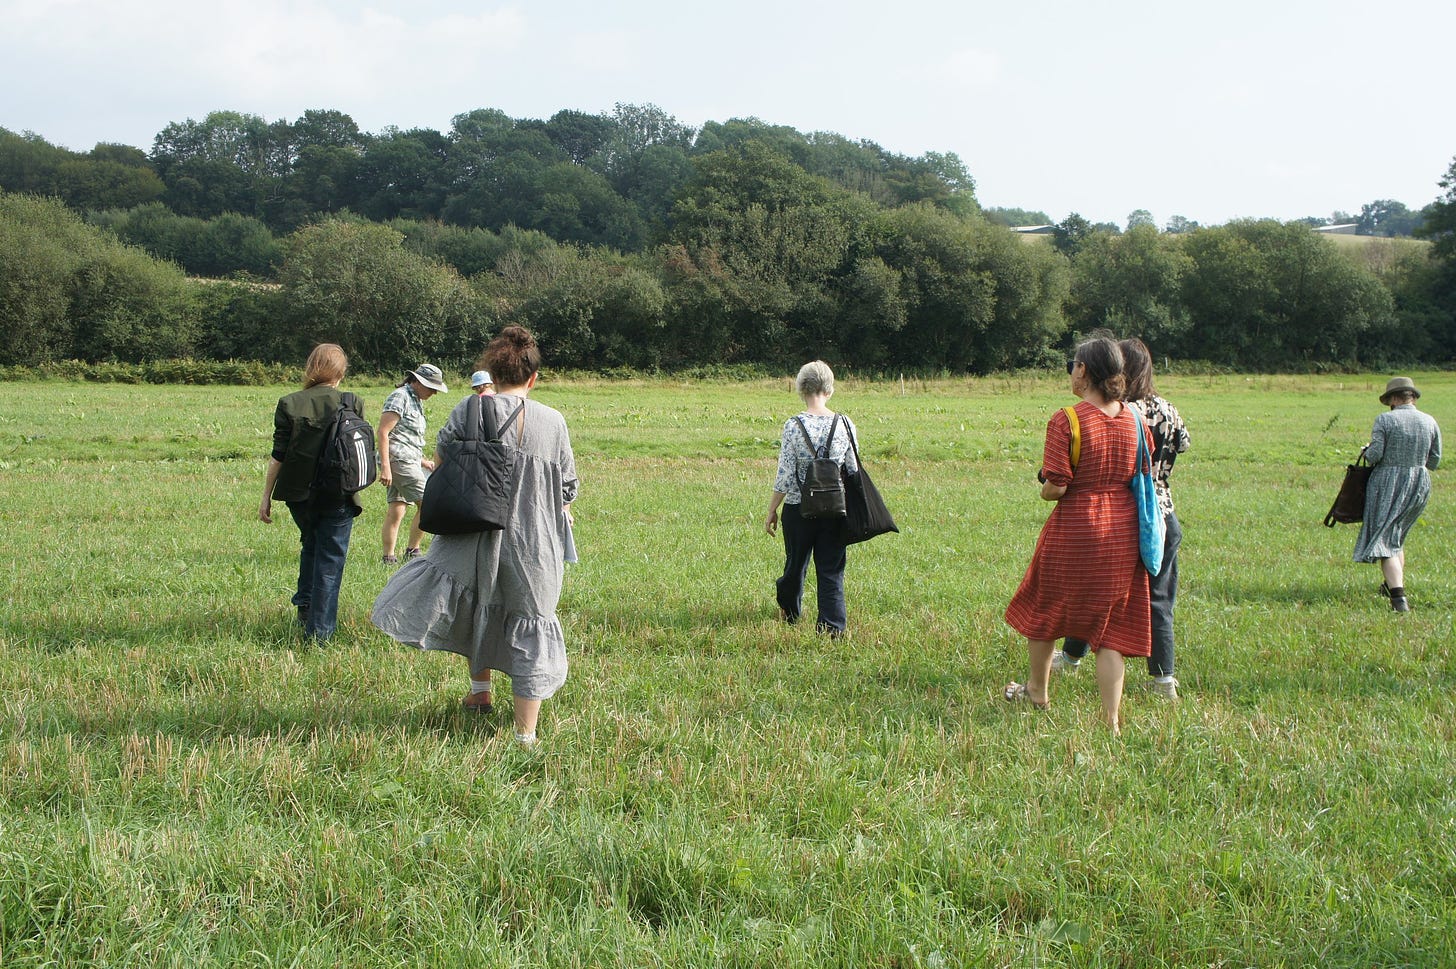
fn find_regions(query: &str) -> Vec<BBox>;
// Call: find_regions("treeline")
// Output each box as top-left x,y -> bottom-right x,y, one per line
1,107 -> 971,249
2,108 -> 1454,373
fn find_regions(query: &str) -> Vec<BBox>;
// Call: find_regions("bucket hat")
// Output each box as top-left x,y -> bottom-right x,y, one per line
407,364 -> 448,393
470,370 -> 493,388
1379,376 -> 1420,404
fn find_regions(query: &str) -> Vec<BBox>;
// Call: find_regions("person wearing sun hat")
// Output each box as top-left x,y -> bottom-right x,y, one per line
470,370 -> 495,397
378,363 -> 448,564
1352,376 -> 1442,612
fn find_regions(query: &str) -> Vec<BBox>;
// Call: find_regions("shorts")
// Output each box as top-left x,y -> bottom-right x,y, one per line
385,461 -> 427,505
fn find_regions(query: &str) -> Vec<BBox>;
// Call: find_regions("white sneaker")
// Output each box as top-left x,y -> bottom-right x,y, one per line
1051,650 -> 1081,673
1146,676 -> 1179,700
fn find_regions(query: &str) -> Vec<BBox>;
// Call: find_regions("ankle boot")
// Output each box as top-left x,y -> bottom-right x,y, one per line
1389,587 -> 1409,612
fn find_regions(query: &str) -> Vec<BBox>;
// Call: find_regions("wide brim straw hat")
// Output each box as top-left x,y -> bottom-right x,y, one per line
1379,376 -> 1420,404
407,364 -> 448,393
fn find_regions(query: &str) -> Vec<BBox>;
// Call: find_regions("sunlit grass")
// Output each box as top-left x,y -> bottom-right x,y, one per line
0,373 -> 1453,967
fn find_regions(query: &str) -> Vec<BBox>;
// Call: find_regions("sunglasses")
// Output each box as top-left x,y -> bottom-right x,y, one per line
1066,358 -> 1079,374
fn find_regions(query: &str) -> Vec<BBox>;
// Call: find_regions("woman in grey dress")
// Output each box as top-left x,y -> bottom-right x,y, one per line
372,327 -> 578,746
1353,377 -> 1441,612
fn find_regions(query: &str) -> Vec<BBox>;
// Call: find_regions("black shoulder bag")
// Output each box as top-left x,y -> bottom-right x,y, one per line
420,395 -> 526,535
840,421 -> 898,544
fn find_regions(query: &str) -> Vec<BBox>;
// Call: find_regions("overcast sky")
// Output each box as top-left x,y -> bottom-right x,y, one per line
4,0 -> 1452,228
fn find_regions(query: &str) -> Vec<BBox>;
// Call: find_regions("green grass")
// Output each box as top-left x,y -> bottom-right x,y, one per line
1,372 -> 1453,967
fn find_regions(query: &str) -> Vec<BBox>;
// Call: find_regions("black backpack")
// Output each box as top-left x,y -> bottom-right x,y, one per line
794,415 -> 846,519
313,392 -> 377,497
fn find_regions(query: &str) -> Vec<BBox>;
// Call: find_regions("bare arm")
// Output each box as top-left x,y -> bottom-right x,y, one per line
765,491 -> 786,535
377,411 -> 399,485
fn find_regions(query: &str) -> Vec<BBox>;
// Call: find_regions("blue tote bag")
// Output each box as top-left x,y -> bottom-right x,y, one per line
1130,406 -> 1166,576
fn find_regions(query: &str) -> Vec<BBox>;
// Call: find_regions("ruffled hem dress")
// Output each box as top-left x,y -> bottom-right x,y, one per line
1004,401 -> 1152,657
1352,404 -> 1442,562
372,394 -> 578,700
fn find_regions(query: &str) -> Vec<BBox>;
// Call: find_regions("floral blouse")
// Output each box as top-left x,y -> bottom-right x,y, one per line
1135,395 -> 1190,516
773,412 -> 859,504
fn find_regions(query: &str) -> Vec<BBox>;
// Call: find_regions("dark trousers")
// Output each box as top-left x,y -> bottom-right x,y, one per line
1064,510 -> 1182,676
776,503 -> 848,634
287,498 -> 355,640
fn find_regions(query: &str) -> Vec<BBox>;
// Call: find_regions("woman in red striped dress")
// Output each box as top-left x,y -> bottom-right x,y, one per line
1003,336 -> 1152,733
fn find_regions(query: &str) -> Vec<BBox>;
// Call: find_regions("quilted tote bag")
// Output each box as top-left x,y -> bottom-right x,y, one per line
1323,447 -> 1372,527
1129,407 -> 1166,576
419,395 -> 524,535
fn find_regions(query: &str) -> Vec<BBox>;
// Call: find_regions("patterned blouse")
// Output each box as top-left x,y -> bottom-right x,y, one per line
381,384 -> 428,464
1134,395 -> 1190,516
773,412 -> 859,504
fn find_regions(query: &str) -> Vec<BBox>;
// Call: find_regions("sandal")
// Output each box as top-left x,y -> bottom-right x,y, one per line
1002,682 -> 1049,710
462,691 -> 494,715
405,547 -> 424,560
382,554 -> 399,565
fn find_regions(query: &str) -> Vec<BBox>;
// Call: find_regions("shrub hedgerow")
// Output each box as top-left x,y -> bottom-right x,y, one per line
0,358 -> 300,385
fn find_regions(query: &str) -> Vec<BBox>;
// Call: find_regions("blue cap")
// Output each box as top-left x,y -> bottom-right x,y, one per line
470,370 -> 492,387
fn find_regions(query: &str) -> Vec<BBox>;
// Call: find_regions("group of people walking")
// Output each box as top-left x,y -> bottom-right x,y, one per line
261,329 -> 1440,744
260,327 -> 577,747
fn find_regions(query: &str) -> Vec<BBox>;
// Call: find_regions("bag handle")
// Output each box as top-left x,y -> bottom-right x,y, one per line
1130,405 -> 1152,477
480,396 -> 527,445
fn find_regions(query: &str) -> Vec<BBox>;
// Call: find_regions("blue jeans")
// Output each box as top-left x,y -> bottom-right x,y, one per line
287,498 -> 355,641
1064,510 -> 1182,676
776,503 -> 847,634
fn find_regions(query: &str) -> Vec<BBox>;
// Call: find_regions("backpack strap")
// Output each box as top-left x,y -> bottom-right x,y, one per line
1062,405 -> 1081,468
793,414 -> 841,458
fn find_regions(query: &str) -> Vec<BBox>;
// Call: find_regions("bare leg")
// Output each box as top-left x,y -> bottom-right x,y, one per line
1025,638 -> 1055,705
1095,649 -> 1126,735
406,508 -> 426,552
1380,552 -> 1405,589
381,501 -> 407,557
513,698 -> 542,742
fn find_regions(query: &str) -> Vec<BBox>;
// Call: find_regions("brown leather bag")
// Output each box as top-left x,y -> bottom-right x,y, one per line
1323,447 -> 1372,527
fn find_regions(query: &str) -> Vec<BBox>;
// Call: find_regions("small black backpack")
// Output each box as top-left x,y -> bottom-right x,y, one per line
794,415 -> 846,519
313,392 -> 377,497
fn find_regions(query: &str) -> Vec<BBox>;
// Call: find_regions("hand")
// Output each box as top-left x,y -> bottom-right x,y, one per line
563,504 -> 575,527
421,459 -> 436,472
258,499 -> 273,524
379,468 -> 392,487
764,510 -> 778,536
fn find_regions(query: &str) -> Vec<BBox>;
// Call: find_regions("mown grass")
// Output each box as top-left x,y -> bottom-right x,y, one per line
0,373 -> 1453,968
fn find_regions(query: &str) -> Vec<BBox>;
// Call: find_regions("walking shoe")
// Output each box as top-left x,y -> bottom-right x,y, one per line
1051,650 -> 1081,674
1146,676 -> 1179,700
1391,595 -> 1409,613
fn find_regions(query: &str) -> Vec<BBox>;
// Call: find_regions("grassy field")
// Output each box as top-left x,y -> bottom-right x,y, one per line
1,372 -> 1453,968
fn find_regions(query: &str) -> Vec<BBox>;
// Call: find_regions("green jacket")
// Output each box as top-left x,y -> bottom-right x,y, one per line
270,386 -> 364,503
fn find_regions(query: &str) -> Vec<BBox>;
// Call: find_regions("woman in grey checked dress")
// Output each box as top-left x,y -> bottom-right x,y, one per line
1352,377 -> 1442,613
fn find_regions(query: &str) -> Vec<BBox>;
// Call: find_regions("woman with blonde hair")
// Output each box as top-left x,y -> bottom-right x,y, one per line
258,343 -> 365,640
